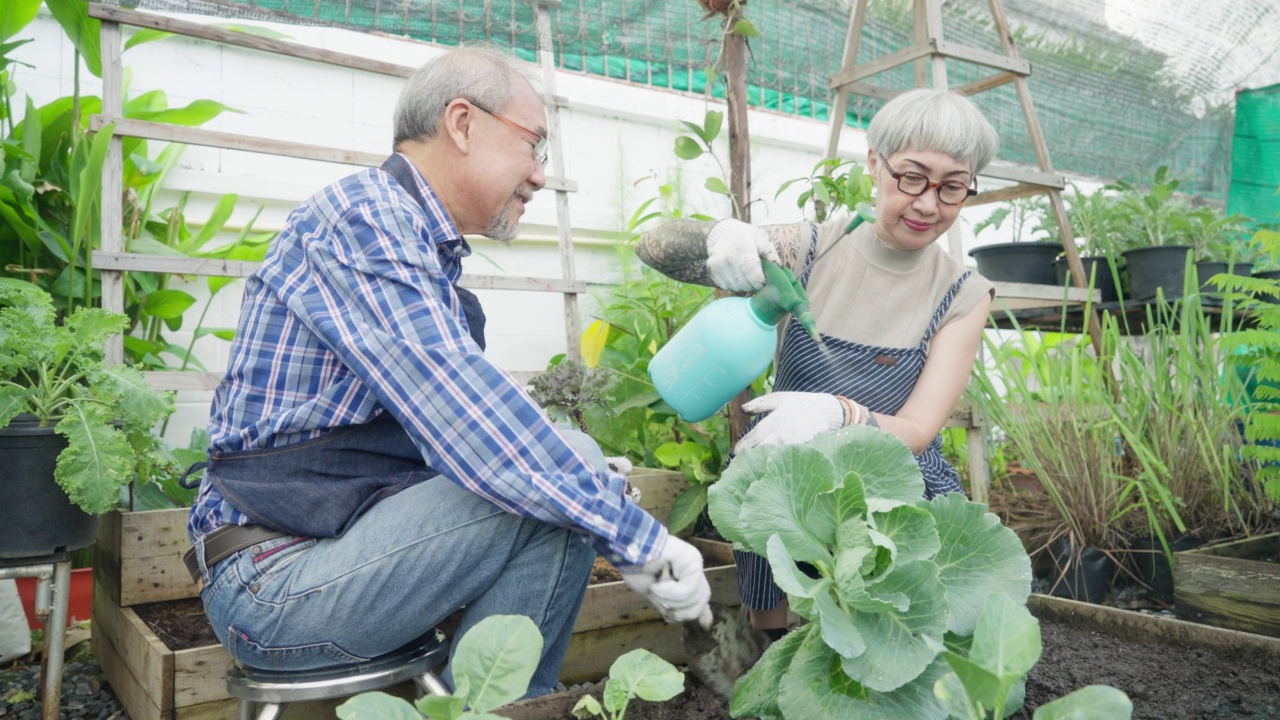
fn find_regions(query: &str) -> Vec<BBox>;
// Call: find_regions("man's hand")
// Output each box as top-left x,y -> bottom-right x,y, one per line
705,219 -> 782,292
735,391 -> 859,451
620,535 -> 712,627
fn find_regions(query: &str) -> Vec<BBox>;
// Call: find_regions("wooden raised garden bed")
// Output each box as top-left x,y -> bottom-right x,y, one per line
91,470 -> 738,719
1174,531 -> 1280,638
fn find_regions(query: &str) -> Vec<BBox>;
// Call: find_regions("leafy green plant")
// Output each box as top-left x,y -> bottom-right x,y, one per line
569,649 -> 685,720
936,592 -> 1132,719
709,425 -> 1131,718
973,196 -> 1053,243
336,615 -> 684,720
1108,166 -> 1194,251
1175,205 -> 1254,264
673,109 -> 736,211
528,359 -> 618,434
1214,213 -> 1280,505
710,425 -> 1033,718
1,3 -> 270,371
0,280 -> 174,514
774,157 -> 875,223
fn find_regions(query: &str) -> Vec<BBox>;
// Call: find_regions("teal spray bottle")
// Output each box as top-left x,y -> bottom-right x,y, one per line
648,204 -> 875,422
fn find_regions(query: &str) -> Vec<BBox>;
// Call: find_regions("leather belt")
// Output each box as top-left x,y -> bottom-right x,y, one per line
182,524 -> 291,583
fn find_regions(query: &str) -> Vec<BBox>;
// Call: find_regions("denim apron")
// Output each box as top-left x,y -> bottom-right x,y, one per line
205,154 -> 487,539
734,257 -> 972,610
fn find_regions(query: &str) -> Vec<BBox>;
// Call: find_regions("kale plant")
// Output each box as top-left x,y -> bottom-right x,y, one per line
710,425 -> 1131,719
0,281 -> 174,514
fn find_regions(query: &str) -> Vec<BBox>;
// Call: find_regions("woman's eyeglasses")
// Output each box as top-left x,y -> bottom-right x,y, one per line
880,155 -> 977,205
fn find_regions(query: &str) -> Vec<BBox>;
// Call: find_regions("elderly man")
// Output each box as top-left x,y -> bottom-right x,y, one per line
183,45 -> 710,696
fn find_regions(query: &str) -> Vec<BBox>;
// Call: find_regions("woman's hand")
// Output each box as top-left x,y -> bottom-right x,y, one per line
735,391 -> 866,451
706,219 -> 782,292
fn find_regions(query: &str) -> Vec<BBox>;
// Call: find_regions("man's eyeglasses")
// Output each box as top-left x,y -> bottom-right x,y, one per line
467,99 -> 549,166
879,155 -> 977,206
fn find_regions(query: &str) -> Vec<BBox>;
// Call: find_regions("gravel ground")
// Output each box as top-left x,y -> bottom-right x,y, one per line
0,660 -> 124,719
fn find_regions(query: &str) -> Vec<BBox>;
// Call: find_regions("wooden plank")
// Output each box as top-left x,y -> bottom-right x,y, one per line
174,699 -> 237,720
100,19 -> 126,367
89,3 -> 415,78
934,39 -> 1030,75
142,371 -> 224,392
1187,533 -> 1278,561
93,611 -> 168,720
92,581 -> 174,714
572,564 -> 738,635
627,468 -> 688,528
829,42 -> 934,89
174,644 -> 235,708
991,281 -> 1098,311
90,116 -> 576,193
954,71 -> 1018,96
97,509 -> 201,606
93,251 -> 258,278
1174,538 -> 1280,638
559,619 -> 686,686
977,165 -> 1066,189
969,182 -> 1050,207
91,251 -> 587,293
689,538 -> 734,567
1029,593 -> 1280,661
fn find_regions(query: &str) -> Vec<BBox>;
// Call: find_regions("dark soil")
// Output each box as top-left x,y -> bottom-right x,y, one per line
132,597 -> 217,650
1016,618 -> 1280,720
590,556 -> 624,584
540,617 -> 1280,720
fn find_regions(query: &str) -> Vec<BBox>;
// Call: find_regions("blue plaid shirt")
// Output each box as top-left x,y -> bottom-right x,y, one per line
188,155 -> 664,566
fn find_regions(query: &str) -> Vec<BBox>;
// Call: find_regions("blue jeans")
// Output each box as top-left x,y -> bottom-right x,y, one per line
195,430 -> 601,697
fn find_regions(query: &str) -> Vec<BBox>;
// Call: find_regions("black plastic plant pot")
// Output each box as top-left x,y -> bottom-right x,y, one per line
1054,256 -> 1120,304
969,242 -> 1063,285
1196,261 -> 1253,296
1047,536 -> 1114,604
1254,269 -> 1280,304
0,415 -> 99,559
1129,535 -> 1204,604
1120,245 -> 1192,302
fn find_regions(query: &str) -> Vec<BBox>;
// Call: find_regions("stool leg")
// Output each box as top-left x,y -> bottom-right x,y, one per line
237,699 -> 255,720
39,561 -> 71,720
256,702 -> 285,720
414,671 -> 449,698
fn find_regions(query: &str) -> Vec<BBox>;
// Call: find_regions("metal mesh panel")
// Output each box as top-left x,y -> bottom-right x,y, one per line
98,0 -> 1280,205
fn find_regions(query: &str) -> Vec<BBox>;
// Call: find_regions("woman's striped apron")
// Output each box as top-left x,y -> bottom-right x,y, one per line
733,249 -> 972,610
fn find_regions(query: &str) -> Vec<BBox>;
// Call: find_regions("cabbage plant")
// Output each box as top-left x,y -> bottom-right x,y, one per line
710,425 -> 1129,719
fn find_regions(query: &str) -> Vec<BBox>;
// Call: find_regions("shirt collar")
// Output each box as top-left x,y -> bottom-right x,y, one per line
395,152 -> 472,261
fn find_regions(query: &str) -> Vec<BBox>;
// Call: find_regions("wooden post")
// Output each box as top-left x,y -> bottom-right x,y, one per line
99,20 -> 125,367
723,7 -> 753,444
535,1 -> 582,362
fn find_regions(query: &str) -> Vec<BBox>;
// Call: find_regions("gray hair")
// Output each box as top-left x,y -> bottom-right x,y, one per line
393,45 -> 541,146
865,88 -> 999,173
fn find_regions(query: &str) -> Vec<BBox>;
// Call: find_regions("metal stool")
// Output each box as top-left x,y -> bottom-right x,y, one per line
226,628 -> 450,720
0,551 -> 72,720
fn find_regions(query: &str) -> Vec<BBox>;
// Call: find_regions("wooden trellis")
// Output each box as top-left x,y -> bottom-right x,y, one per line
91,0 -> 583,393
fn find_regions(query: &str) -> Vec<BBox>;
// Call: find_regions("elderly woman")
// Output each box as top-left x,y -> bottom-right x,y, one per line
635,87 -> 998,634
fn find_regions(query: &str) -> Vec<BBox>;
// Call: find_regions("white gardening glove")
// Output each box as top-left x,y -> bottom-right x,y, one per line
735,391 -> 865,452
705,219 -> 783,292
620,535 -> 713,628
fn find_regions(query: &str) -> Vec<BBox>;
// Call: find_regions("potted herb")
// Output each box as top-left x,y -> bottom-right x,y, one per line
1112,166 -> 1196,302
0,281 -> 174,558
1176,205 -> 1256,295
968,196 -> 1063,285
1046,184 -> 1126,304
